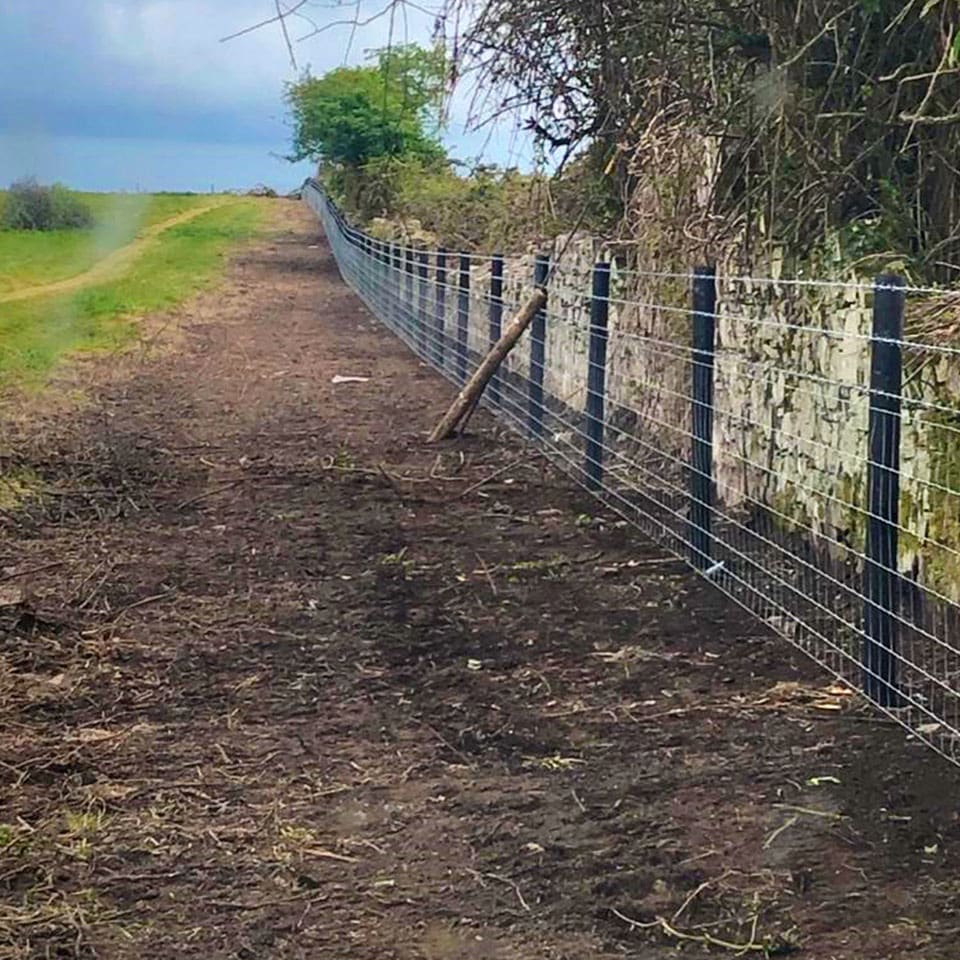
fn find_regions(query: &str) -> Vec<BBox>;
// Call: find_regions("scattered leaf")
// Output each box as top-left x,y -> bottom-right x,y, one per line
0,584 -> 23,607
524,754 -> 586,770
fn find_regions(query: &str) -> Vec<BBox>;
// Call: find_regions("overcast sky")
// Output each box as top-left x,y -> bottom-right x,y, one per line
0,0 -> 529,192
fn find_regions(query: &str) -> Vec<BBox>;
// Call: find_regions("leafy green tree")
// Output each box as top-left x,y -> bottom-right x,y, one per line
285,44 -> 447,169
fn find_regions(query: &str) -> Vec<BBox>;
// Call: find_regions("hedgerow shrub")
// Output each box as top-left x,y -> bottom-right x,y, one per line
327,157 -> 617,252
1,179 -> 94,231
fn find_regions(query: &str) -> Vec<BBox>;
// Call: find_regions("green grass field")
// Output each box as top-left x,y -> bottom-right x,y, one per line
0,196 -> 268,389
0,192 -> 220,294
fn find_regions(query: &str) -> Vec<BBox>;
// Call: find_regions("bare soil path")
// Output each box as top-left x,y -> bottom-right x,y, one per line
1,203 -> 958,959
0,202 -> 224,304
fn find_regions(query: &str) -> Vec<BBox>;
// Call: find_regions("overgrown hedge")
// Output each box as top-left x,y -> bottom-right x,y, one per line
1,179 -> 94,231
325,156 -> 618,252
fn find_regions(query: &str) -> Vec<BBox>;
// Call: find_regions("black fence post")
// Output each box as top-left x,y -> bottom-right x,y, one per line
457,253 -> 470,384
489,255 -> 505,410
377,239 -> 387,311
586,262 -> 611,491
436,250 -> 447,369
357,231 -> 366,292
863,274 -> 905,707
690,266 -> 717,570
362,234 -> 372,294
417,248 -> 429,358
390,242 -> 402,332
529,254 -> 550,439
391,242 -> 400,330
405,247 -> 415,340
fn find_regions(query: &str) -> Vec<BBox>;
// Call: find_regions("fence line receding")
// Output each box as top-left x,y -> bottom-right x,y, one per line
304,179 -> 960,768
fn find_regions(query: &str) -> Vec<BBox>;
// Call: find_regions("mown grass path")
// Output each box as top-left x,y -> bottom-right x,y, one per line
0,203 -> 222,305
0,199 -> 266,388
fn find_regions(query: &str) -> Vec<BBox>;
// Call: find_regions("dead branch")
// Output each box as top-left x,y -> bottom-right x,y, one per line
429,287 -> 546,442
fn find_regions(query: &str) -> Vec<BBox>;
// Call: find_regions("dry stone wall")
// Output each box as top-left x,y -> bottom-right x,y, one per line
426,236 -> 959,602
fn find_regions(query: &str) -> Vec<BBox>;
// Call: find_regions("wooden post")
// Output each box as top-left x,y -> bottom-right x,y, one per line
429,289 -> 547,442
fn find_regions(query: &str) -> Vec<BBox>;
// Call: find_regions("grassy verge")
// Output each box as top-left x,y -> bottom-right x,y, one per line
0,199 -> 267,390
0,193 -> 220,294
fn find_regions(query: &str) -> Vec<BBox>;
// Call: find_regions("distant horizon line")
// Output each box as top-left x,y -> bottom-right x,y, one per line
0,130 -> 297,151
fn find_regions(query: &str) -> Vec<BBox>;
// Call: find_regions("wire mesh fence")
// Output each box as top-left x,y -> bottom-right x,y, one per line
304,179 -> 960,767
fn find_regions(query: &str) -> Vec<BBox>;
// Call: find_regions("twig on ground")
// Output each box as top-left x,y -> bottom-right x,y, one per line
107,591 -> 174,623
773,804 -> 846,821
176,481 -> 243,510
483,872 -> 531,912
377,463 -> 406,498
672,870 -> 732,922
611,907 -> 768,953
420,722 -> 475,766
678,849 -> 719,866
763,816 -> 799,850
0,561 -> 66,584
624,705 -> 716,723
476,816 -> 511,848
73,560 -> 113,608
304,848 -> 359,863
321,457 -> 469,484
453,456 -> 527,500
474,553 -> 498,596
204,890 -> 327,910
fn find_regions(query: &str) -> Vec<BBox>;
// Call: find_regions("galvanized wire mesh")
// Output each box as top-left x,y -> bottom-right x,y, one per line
304,180 -> 960,767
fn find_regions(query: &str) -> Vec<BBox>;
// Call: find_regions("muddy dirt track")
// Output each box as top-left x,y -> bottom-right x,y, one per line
1,203 -> 959,959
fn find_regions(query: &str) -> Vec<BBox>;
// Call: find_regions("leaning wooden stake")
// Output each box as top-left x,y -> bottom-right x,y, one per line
429,288 -> 547,442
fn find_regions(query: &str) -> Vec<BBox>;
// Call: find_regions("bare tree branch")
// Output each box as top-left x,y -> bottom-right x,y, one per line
276,0 -> 298,68
220,0 -> 313,43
